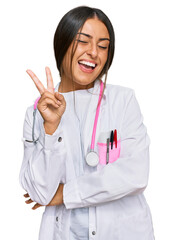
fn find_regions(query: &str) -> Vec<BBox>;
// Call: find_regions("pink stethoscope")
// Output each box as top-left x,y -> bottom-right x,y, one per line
85,79 -> 104,166
31,80 -> 104,167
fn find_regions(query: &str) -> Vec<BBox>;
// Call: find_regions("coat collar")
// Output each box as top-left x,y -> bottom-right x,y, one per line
54,79 -> 106,98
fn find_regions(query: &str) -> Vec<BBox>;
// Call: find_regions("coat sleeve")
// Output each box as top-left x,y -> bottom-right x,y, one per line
63,89 -> 150,209
19,106 -> 67,206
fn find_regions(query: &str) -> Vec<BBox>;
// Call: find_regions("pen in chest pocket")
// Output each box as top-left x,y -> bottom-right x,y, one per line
114,129 -> 117,148
110,130 -> 114,149
106,129 -> 118,164
106,138 -> 110,164
106,130 -> 114,164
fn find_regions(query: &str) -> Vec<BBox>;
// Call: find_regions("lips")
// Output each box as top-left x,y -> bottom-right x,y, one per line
78,59 -> 97,73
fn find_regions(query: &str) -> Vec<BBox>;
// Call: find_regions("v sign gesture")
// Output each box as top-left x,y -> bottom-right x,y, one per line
26,67 -> 66,135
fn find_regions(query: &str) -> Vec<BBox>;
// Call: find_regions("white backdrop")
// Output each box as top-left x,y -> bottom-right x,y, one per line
0,0 -> 174,239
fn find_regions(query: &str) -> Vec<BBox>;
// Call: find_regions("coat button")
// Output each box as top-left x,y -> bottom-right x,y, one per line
58,137 -> 62,142
56,217 -> 58,222
92,231 -> 96,235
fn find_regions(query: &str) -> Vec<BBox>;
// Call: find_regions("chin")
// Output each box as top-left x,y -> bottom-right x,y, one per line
73,76 -> 96,86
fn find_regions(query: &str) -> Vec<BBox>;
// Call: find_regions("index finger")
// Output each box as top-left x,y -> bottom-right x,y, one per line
26,69 -> 45,95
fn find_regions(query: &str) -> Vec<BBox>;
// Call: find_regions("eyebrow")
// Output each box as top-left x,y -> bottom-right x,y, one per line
77,32 -> 110,41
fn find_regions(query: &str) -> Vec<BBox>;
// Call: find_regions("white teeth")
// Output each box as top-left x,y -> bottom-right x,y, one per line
79,60 -> 96,68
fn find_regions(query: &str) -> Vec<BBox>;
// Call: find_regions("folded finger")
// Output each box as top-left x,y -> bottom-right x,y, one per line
32,203 -> 42,210
41,97 -> 60,109
54,92 -> 66,105
26,69 -> 45,95
40,91 -> 61,107
25,198 -> 33,204
23,193 -> 29,198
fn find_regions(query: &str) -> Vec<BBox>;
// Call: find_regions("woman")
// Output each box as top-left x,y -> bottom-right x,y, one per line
19,6 -> 155,240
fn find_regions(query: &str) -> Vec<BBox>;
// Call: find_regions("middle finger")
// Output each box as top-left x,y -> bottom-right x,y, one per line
45,67 -> 54,93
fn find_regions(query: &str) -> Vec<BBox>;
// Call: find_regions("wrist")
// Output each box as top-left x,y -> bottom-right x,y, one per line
44,119 -> 61,135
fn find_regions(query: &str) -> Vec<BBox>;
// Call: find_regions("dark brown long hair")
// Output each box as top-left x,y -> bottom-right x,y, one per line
54,6 -> 115,76
53,6 -> 115,107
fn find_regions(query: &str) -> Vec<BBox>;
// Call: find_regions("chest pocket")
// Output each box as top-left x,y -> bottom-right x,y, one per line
97,129 -> 121,165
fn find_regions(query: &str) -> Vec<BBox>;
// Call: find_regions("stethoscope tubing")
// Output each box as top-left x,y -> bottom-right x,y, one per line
90,80 -> 104,150
32,96 -> 41,143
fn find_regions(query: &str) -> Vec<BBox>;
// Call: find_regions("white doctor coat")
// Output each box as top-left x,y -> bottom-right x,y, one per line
19,79 -> 155,240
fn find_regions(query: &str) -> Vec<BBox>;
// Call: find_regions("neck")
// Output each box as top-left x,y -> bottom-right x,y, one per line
58,78 -> 95,93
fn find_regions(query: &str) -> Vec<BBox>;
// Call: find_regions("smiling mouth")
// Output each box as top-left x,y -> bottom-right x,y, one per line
78,60 -> 97,73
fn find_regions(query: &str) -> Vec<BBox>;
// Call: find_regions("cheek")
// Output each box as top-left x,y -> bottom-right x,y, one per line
100,52 -> 108,67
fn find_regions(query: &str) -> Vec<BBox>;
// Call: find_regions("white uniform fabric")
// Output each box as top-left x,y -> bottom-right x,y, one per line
62,88 -> 93,239
19,79 -> 155,240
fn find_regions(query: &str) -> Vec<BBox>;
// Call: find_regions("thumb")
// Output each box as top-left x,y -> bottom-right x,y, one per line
54,92 -> 66,103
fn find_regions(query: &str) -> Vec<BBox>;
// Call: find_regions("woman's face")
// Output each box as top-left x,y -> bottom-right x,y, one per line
60,17 -> 110,91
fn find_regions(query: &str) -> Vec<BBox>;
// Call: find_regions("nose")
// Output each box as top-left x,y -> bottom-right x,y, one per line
86,43 -> 98,59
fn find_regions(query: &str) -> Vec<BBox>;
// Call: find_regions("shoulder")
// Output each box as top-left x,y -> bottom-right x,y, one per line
105,83 -> 135,103
24,104 -> 34,125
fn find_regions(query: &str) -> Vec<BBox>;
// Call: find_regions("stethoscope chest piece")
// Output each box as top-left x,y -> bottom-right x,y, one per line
86,151 -> 99,167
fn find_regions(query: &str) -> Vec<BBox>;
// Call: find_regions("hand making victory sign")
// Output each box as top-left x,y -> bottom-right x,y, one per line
26,66 -> 66,135
24,66 -> 66,209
